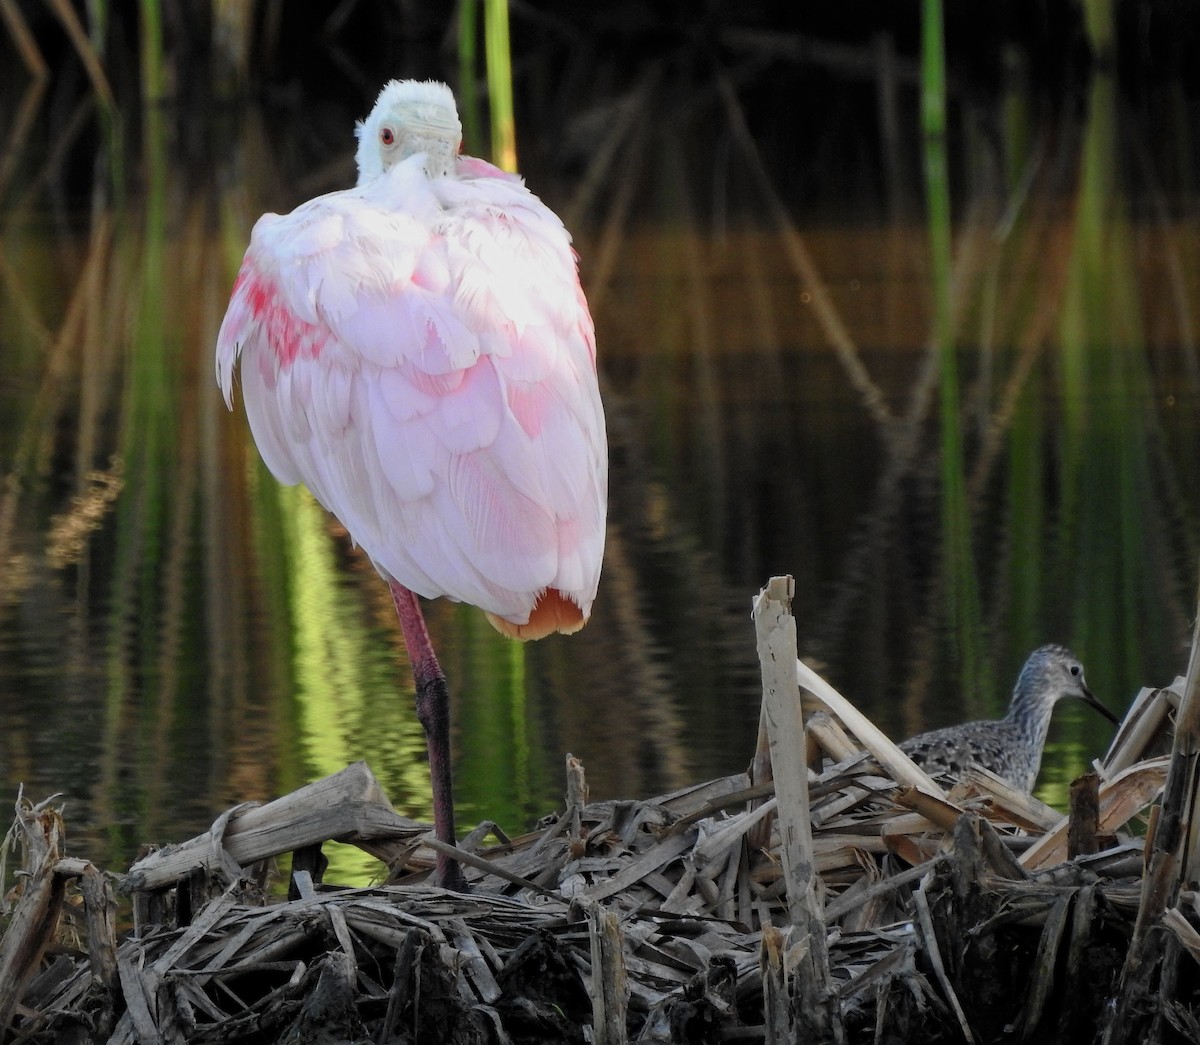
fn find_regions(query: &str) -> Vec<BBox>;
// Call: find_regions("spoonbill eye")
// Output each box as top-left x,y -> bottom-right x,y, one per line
381,127 -> 395,146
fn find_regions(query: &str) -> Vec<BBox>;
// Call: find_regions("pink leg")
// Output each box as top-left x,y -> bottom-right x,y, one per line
388,580 -> 467,892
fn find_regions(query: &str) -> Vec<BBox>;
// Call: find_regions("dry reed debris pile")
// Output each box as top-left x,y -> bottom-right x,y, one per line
0,577 -> 1196,1043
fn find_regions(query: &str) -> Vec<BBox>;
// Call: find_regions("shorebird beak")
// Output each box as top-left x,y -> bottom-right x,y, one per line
1081,685 -> 1120,726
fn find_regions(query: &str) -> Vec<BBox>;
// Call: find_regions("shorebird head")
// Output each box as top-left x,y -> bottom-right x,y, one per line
1011,644 -> 1118,726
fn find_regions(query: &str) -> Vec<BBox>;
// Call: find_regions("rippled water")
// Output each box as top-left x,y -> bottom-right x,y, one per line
2,63 -> 1199,882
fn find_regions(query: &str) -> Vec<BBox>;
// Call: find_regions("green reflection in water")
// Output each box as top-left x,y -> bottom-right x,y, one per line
1038,707 -> 1118,814
252,475 -> 551,879
98,101 -> 178,860
453,604 -> 537,833
1059,71 -> 1162,697
1004,370 -> 1048,662
921,0 -> 990,714
253,477 -> 430,884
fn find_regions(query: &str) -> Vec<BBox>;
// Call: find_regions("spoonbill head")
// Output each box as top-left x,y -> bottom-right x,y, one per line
354,79 -> 462,182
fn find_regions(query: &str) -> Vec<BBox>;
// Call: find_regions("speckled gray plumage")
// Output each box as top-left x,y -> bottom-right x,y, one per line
898,645 -> 1117,792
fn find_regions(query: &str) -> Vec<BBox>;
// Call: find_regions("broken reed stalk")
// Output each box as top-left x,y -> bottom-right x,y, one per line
1105,587 -> 1200,1043
748,680 -> 775,854
795,658 -> 947,797
0,801 -> 66,1031
0,799 -> 119,1039
759,924 -> 789,1045
1067,772 -> 1101,859
587,900 -> 629,1045
752,575 -> 844,1043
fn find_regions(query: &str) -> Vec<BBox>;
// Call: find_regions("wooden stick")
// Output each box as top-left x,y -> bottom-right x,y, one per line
753,576 -> 844,1043
587,901 -> 629,1045
1099,683 -> 1178,778
913,875 -> 975,1045
1104,586 -> 1200,1043
807,711 -> 864,765
1015,894 -> 1071,1037
754,578 -> 818,926
0,805 -> 65,1033
796,658 -> 948,797
1067,773 -> 1101,859
124,762 -> 420,892
75,859 -> 118,1028
760,924 -> 790,1045
1020,757 -> 1169,871
567,753 -> 590,858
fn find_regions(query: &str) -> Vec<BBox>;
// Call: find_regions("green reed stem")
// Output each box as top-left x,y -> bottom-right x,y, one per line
139,0 -> 164,101
484,0 -> 516,171
921,0 -> 985,697
457,0 -> 484,155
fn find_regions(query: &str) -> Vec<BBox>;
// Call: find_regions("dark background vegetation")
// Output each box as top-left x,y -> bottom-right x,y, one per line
6,1 -> 1200,214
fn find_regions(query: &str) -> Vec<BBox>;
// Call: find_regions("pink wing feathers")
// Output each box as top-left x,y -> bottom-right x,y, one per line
216,154 -> 607,637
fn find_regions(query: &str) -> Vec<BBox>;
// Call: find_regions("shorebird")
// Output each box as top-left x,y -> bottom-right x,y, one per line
899,645 -> 1119,792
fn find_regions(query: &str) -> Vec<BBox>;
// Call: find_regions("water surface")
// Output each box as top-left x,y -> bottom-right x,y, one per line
1,62 -> 1197,881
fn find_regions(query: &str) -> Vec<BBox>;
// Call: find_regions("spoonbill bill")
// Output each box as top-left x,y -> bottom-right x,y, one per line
216,80 -> 608,890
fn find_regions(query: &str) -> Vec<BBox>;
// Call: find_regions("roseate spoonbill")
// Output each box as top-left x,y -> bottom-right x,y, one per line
216,80 -> 607,890
899,645 -> 1117,791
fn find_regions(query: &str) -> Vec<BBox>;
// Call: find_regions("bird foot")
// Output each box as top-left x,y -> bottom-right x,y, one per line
436,852 -> 470,893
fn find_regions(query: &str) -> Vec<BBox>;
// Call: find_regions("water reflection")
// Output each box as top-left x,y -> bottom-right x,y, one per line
1,63 -> 1198,882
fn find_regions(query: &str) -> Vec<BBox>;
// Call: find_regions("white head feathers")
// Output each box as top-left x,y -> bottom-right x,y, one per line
354,79 -> 463,184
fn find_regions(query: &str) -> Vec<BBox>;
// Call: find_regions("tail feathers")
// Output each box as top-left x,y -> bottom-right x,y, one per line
486,588 -> 588,641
